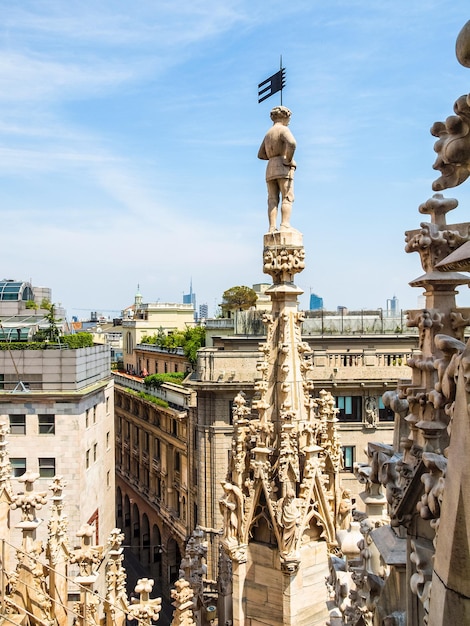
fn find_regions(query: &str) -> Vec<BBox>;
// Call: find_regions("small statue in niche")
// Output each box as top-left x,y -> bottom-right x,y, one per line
364,396 -> 378,428
277,488 -> 300,555
219,482 -> 244,545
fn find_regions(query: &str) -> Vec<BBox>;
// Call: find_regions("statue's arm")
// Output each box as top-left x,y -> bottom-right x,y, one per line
258,140 -> 268,160
283,129 -> 297,165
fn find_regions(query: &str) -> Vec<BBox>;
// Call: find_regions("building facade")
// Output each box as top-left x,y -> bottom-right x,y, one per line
113,371 -> 197,599
1,344 -> 115,561
122,301 -> 195,374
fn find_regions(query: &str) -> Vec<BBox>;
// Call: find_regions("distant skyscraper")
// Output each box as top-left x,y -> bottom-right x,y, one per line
199,303 -> 208,319
183,279 -> 196,307
309,292 -> 323,310
386,296 -> 399,316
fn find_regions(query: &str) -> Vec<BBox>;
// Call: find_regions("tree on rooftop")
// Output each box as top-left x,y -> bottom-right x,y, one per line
183,326 -> 205,365
33,301 -> 62,342
222,285 -> 257,313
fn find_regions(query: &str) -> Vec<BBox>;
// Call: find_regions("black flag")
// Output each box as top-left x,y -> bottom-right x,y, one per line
258,68 -> 285,103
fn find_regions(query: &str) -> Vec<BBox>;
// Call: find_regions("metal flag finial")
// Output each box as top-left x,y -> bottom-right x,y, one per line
258,56 -> 285,104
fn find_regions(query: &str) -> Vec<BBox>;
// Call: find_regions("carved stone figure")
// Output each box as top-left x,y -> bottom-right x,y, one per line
219,482 -> 244,545
277,489 -> 300,556
337,489 -> 352,530
364,397 -> 378,428
258,106 -> 297,232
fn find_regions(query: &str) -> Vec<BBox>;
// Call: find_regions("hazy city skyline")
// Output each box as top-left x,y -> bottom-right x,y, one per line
1,2 -> 470,319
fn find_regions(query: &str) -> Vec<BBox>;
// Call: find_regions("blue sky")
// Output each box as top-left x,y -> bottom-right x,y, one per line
1,1 -> 470,319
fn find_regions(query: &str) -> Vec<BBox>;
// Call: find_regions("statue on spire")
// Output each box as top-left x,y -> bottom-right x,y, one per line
258,106 -> 297,232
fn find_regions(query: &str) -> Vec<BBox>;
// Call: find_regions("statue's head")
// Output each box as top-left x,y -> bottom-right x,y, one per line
270,105 -> 292,124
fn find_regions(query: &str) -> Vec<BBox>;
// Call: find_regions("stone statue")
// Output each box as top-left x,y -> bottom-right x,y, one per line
277,488 -> 300,555
258,106 -> 297,232
337,489 -> 353,530
219,481 -> 244,545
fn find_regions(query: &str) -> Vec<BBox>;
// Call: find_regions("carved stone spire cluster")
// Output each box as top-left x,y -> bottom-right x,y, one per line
220,112 -> 343,625
220,228 -> 341,575
0,429 -> 167,626
329,19 -> 470,626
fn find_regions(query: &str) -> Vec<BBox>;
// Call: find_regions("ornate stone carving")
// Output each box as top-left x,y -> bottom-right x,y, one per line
263,245 -> 305,280
410,540 -> 434,623
127,578 -> 162,624
11,470 -> 47,522
170,579 -> 196,626
431,95 -> 470,191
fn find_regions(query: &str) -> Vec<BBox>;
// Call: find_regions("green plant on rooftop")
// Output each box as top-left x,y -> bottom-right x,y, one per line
144,372 -> 185,388
33,301 -> 62,342
0,333 -> 94,350
140,325 -> 205,366
127,388 -> 169,408
61,333 -> 94,348
25,300 -> 38,310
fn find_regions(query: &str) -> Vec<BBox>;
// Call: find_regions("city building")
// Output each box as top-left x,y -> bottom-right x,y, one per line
132,344 -> 190,378
198,303 -> 209,320
113,370 -> 197,598
183,280 -> 197,308
122,288 -> 195,374
0,280 -> 115,563
2,344 -> 115,554
309,291 -> 323,310
0,278 -> 68,340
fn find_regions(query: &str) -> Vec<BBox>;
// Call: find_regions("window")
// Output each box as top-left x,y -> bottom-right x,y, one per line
342,446 -> 355,472
107,470 -> 110,488
106,396 -> 109,414
0,374 -> 4,390
93,443 -> 97,462
176,492 -> 181,517
9,415 -> 26,435
336,396 -> 362,422
86,450 -> 90,469
11,458 -> 26,477
126,332 -> 133,355
38,414 -> 55,435
174,451 -> 181,472
379,397 -> 395,422
93,406 -> 97,424
39,458 -> 56,478
106,431 -> 110,450
86,409 -> 90,429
